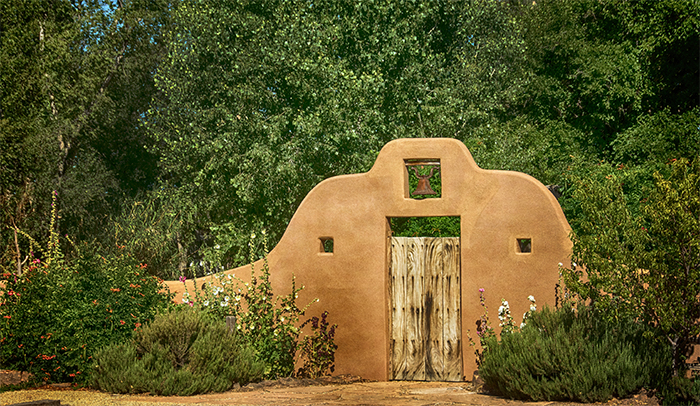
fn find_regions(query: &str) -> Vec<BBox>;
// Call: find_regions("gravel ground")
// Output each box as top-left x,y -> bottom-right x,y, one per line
0,371 -> 661,406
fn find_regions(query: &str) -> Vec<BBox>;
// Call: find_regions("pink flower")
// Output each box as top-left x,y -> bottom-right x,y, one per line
479,288 -> 485,292
179,276 -> 186,283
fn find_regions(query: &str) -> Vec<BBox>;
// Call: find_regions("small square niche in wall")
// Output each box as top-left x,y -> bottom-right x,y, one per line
517,238 -> 532,253
319,237 -> 334,254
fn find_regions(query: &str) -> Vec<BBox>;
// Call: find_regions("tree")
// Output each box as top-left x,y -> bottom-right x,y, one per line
0,0 -> 170,273
564,158 -> 700,375
147,0 -> 540,269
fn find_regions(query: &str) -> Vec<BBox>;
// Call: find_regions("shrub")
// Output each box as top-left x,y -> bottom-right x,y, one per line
0,248 -> 171,384
479,305 -> 671,403
296,310 -> 338,378
0,208 -> 172,385
181,230 -> 324,379
658,375 -> 700,406
91,306 -> 263,395
563,157 -> 700,374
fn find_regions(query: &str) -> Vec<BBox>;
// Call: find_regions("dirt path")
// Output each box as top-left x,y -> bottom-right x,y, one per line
1,381 -> 660,406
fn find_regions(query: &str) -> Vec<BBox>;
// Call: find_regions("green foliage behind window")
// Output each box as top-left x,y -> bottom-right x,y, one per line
390,217 -> 460,238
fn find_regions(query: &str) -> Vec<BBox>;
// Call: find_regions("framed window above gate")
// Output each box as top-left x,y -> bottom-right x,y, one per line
404,159 -> 441,199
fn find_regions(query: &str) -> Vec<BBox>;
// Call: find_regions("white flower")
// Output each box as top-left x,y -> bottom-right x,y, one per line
530,304 -> 537,312
558,262 -> 563,267
280,317 -> 285,322
225,296 -> 230,302
503,300 -> 509,307
215,244 -> 220,249
520,322 -> 526,329
182,298 -> 189,304
528,295 -> 536,302
220,301 -> 228,307
203,300 -> 209,307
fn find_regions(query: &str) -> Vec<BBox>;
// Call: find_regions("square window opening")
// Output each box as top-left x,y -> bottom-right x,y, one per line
517,238 -> 532,253
319,237 -> 334,253
404,159 -> 441,199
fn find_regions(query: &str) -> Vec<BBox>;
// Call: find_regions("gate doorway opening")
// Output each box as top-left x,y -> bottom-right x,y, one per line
388,217 -> 462,381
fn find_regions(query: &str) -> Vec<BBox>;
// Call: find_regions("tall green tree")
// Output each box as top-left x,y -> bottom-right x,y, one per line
0,0 -> 170,273
147,0 -> 536,269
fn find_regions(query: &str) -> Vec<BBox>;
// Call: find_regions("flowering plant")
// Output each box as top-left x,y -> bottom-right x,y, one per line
468,288 -> 536,367
178,230 -> 322,379
0,192 -> 172,384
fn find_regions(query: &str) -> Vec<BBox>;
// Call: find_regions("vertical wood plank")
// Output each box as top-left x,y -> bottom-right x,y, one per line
390,237 -> 407,379
404,238 -> 425,380
442,238 -> 462,381
424,237 -> 445,380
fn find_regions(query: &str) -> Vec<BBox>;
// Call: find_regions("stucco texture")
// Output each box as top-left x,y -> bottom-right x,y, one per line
167,138 -> 572,382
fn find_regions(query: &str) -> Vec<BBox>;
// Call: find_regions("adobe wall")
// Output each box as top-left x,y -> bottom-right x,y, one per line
167,138 -> 572,381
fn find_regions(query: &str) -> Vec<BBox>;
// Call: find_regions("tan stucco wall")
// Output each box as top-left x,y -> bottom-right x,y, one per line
167,138 -> 572,381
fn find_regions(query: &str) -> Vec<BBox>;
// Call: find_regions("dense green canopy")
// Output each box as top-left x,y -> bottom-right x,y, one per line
1,0 -> 698,278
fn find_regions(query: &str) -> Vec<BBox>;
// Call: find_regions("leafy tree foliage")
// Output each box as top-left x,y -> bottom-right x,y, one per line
1,0 -> 697,279
0,0 -> 169,273
564,158 -> 700,375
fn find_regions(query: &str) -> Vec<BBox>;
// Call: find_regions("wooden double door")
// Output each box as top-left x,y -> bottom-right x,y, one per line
389,237 -> 462,381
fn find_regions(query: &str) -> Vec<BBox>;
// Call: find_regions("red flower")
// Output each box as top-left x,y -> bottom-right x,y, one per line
110,288 -> 121,292
120,320 -> 126,325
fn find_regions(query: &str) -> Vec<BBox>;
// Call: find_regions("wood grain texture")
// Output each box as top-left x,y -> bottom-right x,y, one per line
442,238 -> 462,381
390,237 -> 462,381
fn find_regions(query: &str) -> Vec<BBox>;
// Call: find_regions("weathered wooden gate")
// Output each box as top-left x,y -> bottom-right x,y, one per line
389,237 -> 462,381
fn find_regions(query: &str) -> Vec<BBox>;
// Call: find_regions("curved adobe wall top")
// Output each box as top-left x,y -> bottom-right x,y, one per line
168,138 -> 572,381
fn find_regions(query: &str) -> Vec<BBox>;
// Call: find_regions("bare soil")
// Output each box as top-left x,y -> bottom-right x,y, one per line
0,370 -> 660,406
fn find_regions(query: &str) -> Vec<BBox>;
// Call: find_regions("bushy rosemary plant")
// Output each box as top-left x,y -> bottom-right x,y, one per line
91,306 -> 263,395
479,305 -> 670,403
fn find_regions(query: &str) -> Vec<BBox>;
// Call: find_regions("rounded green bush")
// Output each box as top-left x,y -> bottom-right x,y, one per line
479,306 -> 671,403
0,247 -> 171,384
91,306 -> 263,395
